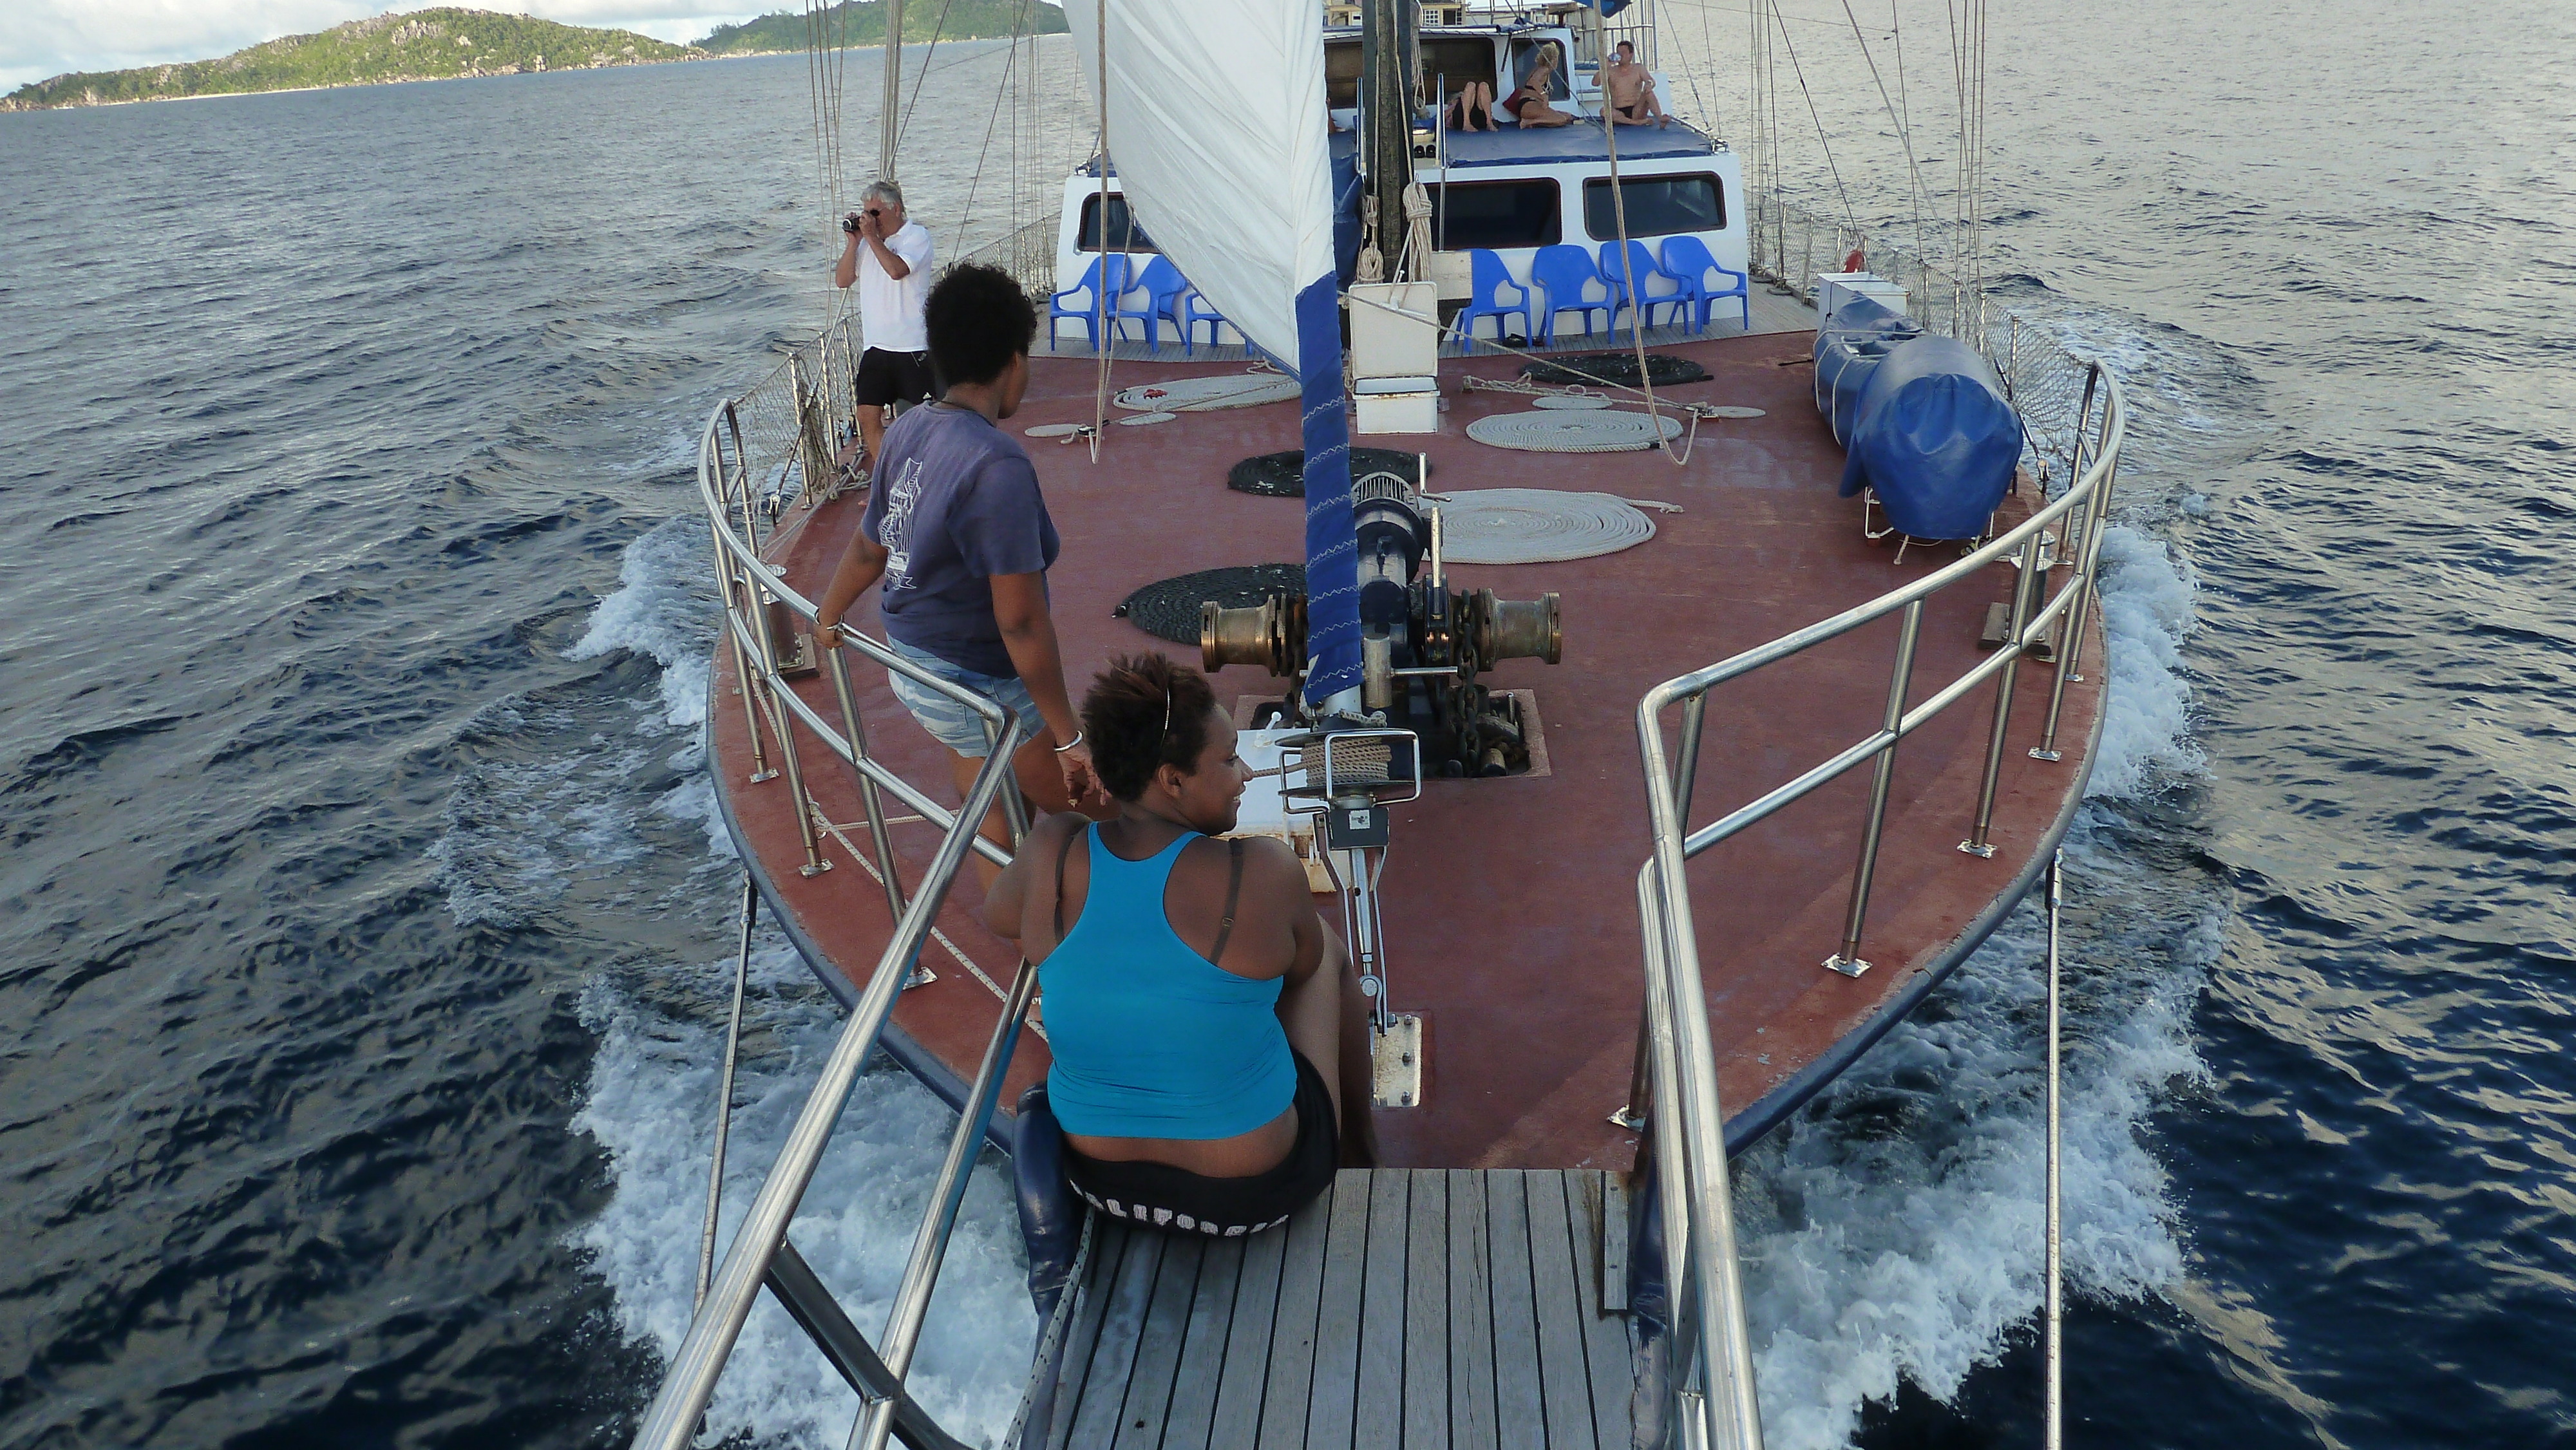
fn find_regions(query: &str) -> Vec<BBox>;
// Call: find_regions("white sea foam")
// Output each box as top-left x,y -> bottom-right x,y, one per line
573,959 -> 1037,1450
569,513 -> 719,731
547,508 -> 1038,1445
1728,301 -> 2215,1448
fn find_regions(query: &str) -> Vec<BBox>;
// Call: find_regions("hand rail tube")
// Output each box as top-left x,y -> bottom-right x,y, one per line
1652,400 -> 2123,708
696,400 -> 1018,870
627,710 -> 1025,1450
1637,692 -> 1766,1450
1625,361 -> 2126,1449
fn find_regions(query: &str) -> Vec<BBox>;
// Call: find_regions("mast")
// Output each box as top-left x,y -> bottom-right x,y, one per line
1359,0 -> 1418,279
880,0 -> 904,178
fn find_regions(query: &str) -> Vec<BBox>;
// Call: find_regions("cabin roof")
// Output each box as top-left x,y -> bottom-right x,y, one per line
1439,120 -> 1719,169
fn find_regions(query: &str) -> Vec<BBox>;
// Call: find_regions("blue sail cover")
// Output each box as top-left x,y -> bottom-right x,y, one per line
1834,334 -> 2026,540
1066,0 -> 1361,707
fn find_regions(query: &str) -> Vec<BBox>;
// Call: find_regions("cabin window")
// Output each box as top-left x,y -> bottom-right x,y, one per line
1428,179 -> 1562,250
1583,174 -> 1727,240
1325,41 -> 1363,109
1507,38 -> 1571,99
1421,38 -> 1497,100
1075,194 -> 1159,253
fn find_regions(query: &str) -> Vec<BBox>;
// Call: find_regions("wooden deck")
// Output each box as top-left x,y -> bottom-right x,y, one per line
1037,1171 -> 1636,1450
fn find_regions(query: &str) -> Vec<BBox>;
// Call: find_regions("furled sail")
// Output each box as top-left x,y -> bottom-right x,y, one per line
1064,0 -> 1362,708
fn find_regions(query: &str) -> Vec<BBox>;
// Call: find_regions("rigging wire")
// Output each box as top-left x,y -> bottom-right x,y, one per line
956,0 -> 1037,263
1088,0 -> 1112,461
1766,0 -> 1859,239
1838,0 -> 1929,265
895,0 -> 961,153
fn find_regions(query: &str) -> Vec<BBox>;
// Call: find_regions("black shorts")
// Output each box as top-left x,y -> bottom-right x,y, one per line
1062,1050 -> 1340,1238
855,346 -> 935,408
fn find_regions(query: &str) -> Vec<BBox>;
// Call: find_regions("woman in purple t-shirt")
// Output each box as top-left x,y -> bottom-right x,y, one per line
814,265 -> 1104,878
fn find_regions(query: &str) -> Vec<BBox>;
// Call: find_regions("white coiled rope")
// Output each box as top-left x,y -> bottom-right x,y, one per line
1112,372 -> 1300,413
1464,409 -> 1686,453
1433,489 -> 1664,563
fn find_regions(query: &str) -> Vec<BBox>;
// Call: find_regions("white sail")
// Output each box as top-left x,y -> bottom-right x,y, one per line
1063,0 -> 1337,371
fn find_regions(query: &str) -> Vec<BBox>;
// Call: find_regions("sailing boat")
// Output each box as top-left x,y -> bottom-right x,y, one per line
629,0 -> 2128,1445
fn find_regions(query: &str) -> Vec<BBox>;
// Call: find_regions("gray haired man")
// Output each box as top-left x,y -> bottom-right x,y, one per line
835,180 -> 938,476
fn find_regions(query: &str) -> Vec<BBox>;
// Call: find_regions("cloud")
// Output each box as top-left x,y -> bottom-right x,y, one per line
0,1 -> 768,86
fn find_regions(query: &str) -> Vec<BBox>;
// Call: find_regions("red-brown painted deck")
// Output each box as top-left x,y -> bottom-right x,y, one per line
708,328 -> 2101,1171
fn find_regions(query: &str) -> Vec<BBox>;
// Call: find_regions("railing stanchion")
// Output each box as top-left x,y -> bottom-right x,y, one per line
853,957 -> 1042,1450
725,403 -> 764,552
1961,528 -> 2045,858
706,432 -> 775,783
744,590 -> 831,877
1615,997 -> 1653,1131
698,873 -> 758,1310
1825,598 -> 1922,975
2043,849 -> 2067,1450
2034,370 -> 2116,762
827,647 -> 909,919
2050,372 -> 2121,687
2041,363 -> 2102,663
1672,691 -> 1709,828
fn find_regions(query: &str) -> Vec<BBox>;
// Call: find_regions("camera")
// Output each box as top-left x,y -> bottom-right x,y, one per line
841,210 -> 863,234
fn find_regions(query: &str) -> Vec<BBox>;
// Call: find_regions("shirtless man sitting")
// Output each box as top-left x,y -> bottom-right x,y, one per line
1605,41 -> 1671,127
1501,51 -> 1575,128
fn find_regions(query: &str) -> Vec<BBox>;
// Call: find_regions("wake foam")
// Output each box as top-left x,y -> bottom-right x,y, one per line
553,514 -> 1034,1445
574,956 -> 1037,1449
569,513 -> 719,732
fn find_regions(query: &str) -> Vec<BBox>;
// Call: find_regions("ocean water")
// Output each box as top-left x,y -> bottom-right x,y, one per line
1,12 -> 2569,1450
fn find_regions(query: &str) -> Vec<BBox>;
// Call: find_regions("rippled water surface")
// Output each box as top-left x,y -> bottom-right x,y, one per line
2,8 -> 2570,1447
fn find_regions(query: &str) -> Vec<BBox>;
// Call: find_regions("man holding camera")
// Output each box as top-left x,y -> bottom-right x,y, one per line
835,180 -> 937,479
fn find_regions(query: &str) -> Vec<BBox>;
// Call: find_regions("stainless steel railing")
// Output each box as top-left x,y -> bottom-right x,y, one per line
630,380 -> 1048,1450
1626,351 -> 2128,1449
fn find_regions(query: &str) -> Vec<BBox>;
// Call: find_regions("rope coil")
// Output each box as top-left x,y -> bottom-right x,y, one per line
1433,489 -> 1663,563
1466,410 -> 1685,453
1112,373 -> 1300,413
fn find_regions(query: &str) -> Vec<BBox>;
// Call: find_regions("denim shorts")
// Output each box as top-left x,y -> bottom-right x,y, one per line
883,635 -> 1045,758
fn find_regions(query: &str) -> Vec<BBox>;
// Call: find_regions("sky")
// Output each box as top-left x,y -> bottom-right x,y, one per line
0,1 -> 766,91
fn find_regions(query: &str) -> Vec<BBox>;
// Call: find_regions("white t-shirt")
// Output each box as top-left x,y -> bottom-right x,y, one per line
857,220 -> 935,353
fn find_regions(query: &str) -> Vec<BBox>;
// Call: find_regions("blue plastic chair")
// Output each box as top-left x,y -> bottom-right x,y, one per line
1450,249 -> 1534,346
1656,235 -> 1750,334
1181,289 -> 1231,353
1596,240 -> 1690,330
1529,244 -> 1614,344
1119,256 -> 1191,353
1048,254 -> 1137,350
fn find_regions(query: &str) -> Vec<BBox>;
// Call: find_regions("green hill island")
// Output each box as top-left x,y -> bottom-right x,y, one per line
3,2 -> 1070,111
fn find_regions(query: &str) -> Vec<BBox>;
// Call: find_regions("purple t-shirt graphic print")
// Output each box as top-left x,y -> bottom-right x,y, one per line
860,402 -> 1059,678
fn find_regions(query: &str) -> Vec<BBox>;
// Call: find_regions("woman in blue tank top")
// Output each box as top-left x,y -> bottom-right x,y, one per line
985,655 -> 1376,1235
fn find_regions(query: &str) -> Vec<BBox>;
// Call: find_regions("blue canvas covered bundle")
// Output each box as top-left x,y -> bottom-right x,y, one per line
1812,293 -> 1920,442
1812,297 -> 2023,541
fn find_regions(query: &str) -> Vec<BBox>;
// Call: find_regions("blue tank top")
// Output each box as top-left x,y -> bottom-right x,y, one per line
1040,826 -> 1300,1140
